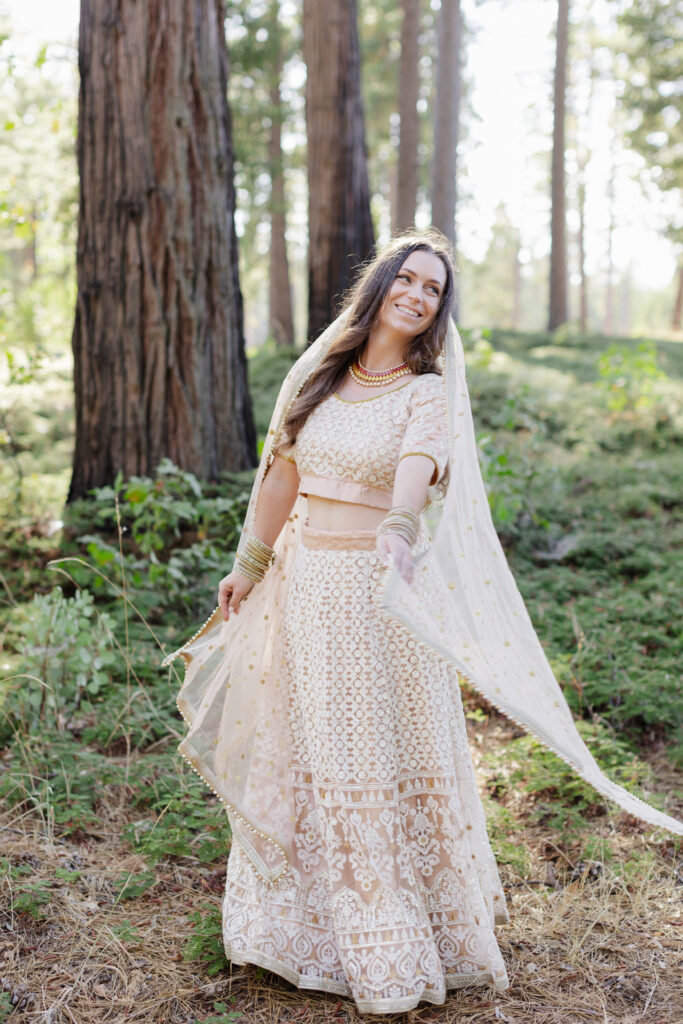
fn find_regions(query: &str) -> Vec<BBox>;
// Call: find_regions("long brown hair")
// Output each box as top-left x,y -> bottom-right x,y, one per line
278,228 -> 456,448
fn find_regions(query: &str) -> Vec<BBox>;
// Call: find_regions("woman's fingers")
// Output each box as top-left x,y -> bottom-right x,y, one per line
377,534 -> 414,584
218,573 -> 255,621
218,583 -> 231,620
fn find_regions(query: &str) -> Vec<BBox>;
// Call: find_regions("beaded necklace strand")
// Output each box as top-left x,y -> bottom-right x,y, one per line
348,358 -> 411,387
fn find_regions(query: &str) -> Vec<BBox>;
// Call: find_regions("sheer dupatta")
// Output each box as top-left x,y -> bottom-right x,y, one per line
161,314 -> 682,883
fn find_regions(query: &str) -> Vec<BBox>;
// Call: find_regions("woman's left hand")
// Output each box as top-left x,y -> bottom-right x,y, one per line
376,532 -> 414,584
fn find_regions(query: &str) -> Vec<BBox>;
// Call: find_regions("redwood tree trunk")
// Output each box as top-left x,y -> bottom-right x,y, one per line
430,0 -> 460,248
548,0 -> 569,330
577,171 -> 588,334
430,0 -> 461,318
396,0 -> 420,231
303,0 -> 375,342
268,0 -> 294,347
604,147 -> 616,334
69,0 -> 256,499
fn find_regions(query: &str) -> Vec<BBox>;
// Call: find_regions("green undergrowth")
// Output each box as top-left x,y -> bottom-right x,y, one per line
1,333 -> 681,967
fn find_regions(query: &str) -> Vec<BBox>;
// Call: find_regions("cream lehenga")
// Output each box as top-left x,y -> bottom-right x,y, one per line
161,313 -> 682,1015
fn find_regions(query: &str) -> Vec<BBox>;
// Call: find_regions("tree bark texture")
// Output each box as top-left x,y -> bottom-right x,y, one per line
69,0 -> 256,499
430,0 -> 460,250
268,0 -> 294,346
303,0 -> 375,343
396,0 -> 420,231
548,0 -> 569,330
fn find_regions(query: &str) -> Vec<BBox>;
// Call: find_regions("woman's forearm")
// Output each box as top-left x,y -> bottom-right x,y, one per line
249,455 -> 300,548
392,454 -> 434,513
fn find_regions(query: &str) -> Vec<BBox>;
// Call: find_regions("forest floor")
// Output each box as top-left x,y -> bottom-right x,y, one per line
1,329 -> 682,1024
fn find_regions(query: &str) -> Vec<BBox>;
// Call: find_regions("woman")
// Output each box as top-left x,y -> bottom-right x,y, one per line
162,230 -> 682,1015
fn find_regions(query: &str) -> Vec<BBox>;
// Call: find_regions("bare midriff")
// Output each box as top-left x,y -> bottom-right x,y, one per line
305,495 -> 387,532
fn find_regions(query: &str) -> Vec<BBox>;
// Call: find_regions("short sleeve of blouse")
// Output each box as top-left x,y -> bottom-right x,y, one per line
271,422 -> 296,465
397,374 -> 448,485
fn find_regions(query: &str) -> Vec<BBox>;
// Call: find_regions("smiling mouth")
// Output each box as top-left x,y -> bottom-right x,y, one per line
395,304 -> 421,318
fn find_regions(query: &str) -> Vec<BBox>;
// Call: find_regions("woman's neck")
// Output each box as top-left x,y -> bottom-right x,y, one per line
359,324 -> 407,370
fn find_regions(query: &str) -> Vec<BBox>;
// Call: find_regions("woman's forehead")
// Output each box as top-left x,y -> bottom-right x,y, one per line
398,249 -> 447,285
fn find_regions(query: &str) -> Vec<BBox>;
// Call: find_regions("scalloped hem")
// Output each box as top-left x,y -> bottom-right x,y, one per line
224,944 -> 509,1015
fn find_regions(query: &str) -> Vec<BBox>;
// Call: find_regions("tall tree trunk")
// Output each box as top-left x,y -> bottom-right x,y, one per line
396,0 -> 420,231
577,168 -> 588,334
672,263 -> 683,332
548,0 -> 569,331
303,0 -> 375,342
268,0 -> 294,347
69,0 -> 256,500
430,0 -> 461,315
604,146 -> 616,335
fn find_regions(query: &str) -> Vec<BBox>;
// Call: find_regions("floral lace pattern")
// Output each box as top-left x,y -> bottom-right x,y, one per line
223,535 -> 510,1013
273,373 -> 449,496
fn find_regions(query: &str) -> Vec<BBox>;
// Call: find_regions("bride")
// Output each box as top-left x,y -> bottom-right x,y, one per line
162,229 -> 682,1015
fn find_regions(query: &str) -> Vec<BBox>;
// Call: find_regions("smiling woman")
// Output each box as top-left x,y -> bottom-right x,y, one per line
164,231 -> 516,1012
162,227 -> 682,1016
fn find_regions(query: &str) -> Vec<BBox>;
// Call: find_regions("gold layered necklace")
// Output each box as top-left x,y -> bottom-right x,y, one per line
348,357 -> 411,388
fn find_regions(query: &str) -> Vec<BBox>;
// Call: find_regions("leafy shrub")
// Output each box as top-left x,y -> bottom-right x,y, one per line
597,341 -> 666,415
2,587 -> 118,741
477,432 -> 551,538
81,458 -> 249,556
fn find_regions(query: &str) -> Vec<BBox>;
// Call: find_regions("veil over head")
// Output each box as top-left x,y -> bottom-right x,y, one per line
162,310 -> 682,881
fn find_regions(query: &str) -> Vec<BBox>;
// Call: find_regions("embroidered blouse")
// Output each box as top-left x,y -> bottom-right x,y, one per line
272,373 -> 448,510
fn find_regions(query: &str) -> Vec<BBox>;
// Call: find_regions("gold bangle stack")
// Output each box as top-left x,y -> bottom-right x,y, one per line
235,531 -> 275,583
376,505 -> 420,547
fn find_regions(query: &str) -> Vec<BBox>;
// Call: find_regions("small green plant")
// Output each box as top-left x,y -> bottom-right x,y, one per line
12,879 -> 52,920
183,904 -> 228,976
597,341 -> 666,415
113,870 -> 158,902
0,737 -> 118,833
111,919 -> 141,944
0,857 -> 33,880
482,799 -> 531,876
194,1001 -> 242,1024
0,990 -> 13,1023
54,867 -> 82,882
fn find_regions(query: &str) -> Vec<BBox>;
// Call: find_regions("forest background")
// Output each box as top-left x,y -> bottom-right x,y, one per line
0,1 -> 682,1023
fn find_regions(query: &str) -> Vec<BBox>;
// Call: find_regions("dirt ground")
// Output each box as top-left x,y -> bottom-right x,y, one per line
2,721 -> 681,1024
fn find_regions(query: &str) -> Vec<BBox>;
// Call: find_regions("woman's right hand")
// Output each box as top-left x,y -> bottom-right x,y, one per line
218,571 -> 255,621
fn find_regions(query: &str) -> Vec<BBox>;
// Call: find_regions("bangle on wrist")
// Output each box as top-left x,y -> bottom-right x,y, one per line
376,505 -> 420,547
235,531 -> 275,583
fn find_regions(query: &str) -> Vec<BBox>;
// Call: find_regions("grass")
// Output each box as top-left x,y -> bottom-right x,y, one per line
1,330 -> 682,1023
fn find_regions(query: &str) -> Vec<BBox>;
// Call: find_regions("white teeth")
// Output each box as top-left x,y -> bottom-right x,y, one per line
396,304 -> 420,317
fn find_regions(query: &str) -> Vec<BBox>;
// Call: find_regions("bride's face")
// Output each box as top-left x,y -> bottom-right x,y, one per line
377,250 -> 447,338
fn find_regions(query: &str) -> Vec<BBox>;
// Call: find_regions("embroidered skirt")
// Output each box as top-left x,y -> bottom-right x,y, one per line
222,523 -> 510,1014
